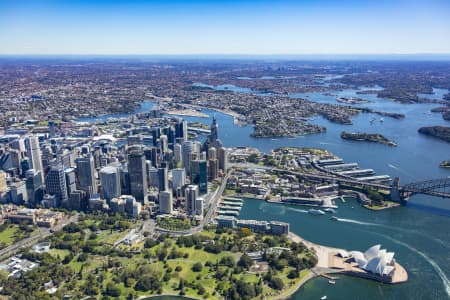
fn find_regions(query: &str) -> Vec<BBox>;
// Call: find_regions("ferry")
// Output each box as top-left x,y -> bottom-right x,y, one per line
308,209 -> 325,215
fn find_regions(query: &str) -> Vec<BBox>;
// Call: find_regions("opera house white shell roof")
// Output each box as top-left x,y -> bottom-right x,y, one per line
348,244 -> 395,276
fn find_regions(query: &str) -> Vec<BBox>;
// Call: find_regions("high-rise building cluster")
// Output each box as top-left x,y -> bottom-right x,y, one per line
0,115 -> 228,219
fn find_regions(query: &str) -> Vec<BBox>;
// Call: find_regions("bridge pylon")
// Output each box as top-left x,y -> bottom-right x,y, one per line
390,177 -> 406,204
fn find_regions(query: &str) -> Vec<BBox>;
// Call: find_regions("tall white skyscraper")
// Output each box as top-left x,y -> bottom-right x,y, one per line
25,136 -> 43,180
99,166 -> 121,202
174,143 -> 182,165
171,168 -> 186,190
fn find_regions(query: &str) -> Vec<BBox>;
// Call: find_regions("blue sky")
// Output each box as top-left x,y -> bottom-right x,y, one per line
0,0 -> 449,55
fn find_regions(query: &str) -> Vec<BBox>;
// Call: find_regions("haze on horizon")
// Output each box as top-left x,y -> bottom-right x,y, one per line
1,0 -> 450,56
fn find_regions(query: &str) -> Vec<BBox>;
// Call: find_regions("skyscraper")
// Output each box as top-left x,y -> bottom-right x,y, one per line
158,167 -> 168,191
182,141 -> 194,173
195,197 -> 204,217
208,147 -> 217,160
191,160 -> 208,194
210,116 -> 218,143
159,135 -> 168,154
174,143 -> 182,165
64,168 -> 77,196
25,136 -> 43,180
25,169 -> 44,207
75,154 -> 97,195
128,151 -> 148,203
45,162 -> 68,207
99,166 -> 121,202
218,147 -> 228,172
186,185 -> 198,215
159,190 -> 173,214
175,119 -> 188,141
171,168 -> 186,191
208,158 -> 218,180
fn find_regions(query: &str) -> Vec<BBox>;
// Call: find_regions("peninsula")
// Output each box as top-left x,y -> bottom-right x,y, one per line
340,132 -> 398,146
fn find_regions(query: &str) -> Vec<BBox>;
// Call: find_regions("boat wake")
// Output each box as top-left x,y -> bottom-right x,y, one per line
388,164 -> 416,179
375,233 -> 450,298
258,203 -> 286,215
287,207 -> 309,213
336,218 -> 381,226
338,217 -> 449,250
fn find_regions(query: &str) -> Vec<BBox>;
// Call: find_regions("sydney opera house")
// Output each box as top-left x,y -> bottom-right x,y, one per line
337,244 -> 396,279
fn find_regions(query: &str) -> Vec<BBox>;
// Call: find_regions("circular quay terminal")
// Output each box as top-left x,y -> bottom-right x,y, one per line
0,0 -> 449,299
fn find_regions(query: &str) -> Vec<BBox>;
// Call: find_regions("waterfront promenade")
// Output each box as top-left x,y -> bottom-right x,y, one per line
288,232 -> 408,285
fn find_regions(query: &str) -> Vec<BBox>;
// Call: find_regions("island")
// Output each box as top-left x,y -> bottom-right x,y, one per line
340,131 -> 398,146
440,160 -> 450,169
418,126 -> 450,143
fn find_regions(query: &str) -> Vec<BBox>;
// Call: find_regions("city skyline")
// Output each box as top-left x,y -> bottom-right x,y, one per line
1,0 -> 450,55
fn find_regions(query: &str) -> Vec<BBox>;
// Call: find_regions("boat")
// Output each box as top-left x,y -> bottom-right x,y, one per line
323,208 -> 336,213
321,296 -> 328,300
328,280 -> 336,285
380,117 -> 384,122
330,216 -> 339,221
308,209 -> 325,215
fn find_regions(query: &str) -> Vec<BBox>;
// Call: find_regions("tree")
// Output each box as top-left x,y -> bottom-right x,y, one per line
192,262 -> 203,272
288,269 -> 299,279
105,282 -> 121,297
269,277 -> 284,290
144,238 -> 158,248
238,253 -> 253,270
135,275 -> 162,292
220,255 -> 236,268
198,284 -> 206,295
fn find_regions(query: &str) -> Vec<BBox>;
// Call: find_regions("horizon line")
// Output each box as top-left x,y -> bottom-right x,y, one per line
2,53 -> 450,61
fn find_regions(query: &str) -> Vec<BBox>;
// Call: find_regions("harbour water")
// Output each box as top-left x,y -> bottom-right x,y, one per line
81,85 -> 450,299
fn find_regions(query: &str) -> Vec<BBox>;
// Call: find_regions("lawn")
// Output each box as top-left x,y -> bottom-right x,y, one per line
0,226 -> 18,246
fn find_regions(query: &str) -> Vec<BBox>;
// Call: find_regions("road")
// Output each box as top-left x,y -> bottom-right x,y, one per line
156,170 -> 232,236
0,214 -> 79,260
